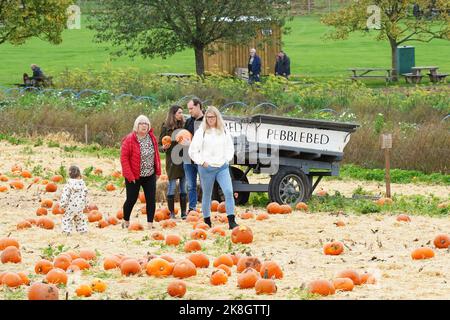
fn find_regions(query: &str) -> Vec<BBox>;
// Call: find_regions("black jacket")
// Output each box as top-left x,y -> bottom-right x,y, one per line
275,56 -> 291,77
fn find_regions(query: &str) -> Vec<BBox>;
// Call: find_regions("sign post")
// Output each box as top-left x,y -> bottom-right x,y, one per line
380,134 -> 392,198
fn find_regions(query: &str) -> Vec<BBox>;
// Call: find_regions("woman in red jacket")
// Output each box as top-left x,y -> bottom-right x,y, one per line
121,115 -> 161,230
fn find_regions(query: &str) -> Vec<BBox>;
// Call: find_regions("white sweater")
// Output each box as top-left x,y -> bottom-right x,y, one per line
188,127 -> 234,167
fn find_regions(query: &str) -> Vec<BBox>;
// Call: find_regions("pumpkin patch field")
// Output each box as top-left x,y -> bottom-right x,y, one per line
0,141 -> 449,300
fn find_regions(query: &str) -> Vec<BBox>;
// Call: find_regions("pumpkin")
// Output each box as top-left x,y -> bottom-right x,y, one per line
217,202 -> 227,213
162,135 -> 172,146
71,258 -> 91,270
45,182 -> 58,192
295,202 -> 308,211
337,270 -> 362,285
121,259 -> 142,276
36,217 -> 55,229
280,204 -> 292,214
213,254 -> 234,268
2,272 -> 22,288
0,238 -> 20,250
334,220 -> 346,227
411,247 -> 435,260
240,211 -> 255,219
191,229 -> 208,240
266,202 -> 281,214
308,279 -> 335,296
28,282 -> 59,300
1,246 -> 22,264
237,267 -> 261,289
230,253 -> 241,266
396,214 -> 411,222
161,219 -> 177,229
17,220 -> 33,230
79,249 -> 96,261
259,261 -> 283,279
375,197 -> 393,206
210,226 -> 226,237
193,222 -> 210,230
91,279 -> 107,293
172,259 -> 197,279
256,212 -> 269,221
111,170 -> 122,178
255,270 -> 277,295
41,179 -> 49,185
52,203 -> 65,215
17,272 -> 30,286
165,234 -> 181,246
11,164 -> 22,173
175,129 -> 192,144
139,192 -> 146,203
51,175 -> 63,183
53,255 -> 72,271
76,284 -> 92,297
35,259 -> 54,274
86,204 -> 99,212
0,175 -> 9,182
160,254 -> 175,263
323,241 -> 344,256
36,207 -> 48,216
41,199 -> 53,208
45,268 -> 68,285
236,256 -> 261,273
151,231 -> 165,241
0,185 -> 8,192
9,180 -> 24,190
211,200 -> 220,212
105,183 -> 116,191
116,209 -> 124,220
187,253 -> 210,268
184,240 -> 202,253
186,215 -> 200,223
433,234 -> 450,249
97,219 -> 109,228
231,225 -> 253,244
360,272 -> 377,285
316,188 -> 328,197
64,250 -> 80,260
210,269 -> 228,286
333,278 -> 354,291
128,222 -> 144,231
107,216 -> 119,225
103,256 -> 121,270
26,218 -> 37,225
94,168 -> 103,175
146,258 -> 174,277
167,280 -> 187,298
217,264 -> 232,276
88,210 -> 103,222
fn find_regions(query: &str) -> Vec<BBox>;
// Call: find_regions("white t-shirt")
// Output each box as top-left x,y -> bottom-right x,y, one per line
188,127 -> 234,167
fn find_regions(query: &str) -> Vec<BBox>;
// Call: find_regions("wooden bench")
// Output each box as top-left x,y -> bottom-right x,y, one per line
348,68 -> 393,83
428,73 -> 448,83
402,73 -> 424,84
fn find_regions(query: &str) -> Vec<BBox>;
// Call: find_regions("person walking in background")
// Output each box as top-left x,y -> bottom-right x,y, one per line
188,106 -> 239,230
59,165 -> 89,235
159,105 -> 187,219
248,48 -> 261,84
182,99 -> 204,212
275,51 -> 291,79
121,115 -> 161,230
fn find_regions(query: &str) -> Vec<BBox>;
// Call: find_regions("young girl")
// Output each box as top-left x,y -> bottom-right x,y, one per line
59,165 -> 89,235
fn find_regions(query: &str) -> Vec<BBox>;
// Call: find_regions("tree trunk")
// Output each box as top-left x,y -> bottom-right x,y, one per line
194,46 -> 205,76
389,38 -> 399,81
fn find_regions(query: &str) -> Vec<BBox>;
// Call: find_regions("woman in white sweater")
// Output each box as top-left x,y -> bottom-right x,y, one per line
188,106 -> 239,229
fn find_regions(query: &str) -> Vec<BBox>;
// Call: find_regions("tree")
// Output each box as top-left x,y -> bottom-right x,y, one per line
0,0 -> 72,45
90,0 -> 291,76
321,0 -> 449,80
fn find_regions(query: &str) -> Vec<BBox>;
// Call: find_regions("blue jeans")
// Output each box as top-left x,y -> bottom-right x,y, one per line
167,176 -> 186,196
183,163 -> 199,210
198,163 -> 234,218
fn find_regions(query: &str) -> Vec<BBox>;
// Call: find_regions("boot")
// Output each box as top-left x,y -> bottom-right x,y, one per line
227,214 -> 239,230
180,193 -> 187,220
167,195 -> 176,219
204,216 -> 212,228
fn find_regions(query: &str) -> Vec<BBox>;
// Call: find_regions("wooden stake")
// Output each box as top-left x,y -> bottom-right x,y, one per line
385,147 -> 391,198
84,124 -> 88,144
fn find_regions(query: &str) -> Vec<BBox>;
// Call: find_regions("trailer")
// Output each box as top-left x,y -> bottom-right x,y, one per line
211,114 -> 359,205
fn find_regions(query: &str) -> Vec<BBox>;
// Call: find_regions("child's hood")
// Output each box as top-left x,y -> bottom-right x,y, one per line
67,178 -> 87,192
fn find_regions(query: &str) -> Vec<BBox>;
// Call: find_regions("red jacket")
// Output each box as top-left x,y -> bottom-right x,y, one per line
120,129 -> 161,182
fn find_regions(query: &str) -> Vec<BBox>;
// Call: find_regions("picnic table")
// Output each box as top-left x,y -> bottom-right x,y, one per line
348,68 -> 393,83
402,66 -> 448,84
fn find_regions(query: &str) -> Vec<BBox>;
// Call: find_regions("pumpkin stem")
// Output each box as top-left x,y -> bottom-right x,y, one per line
263,268 -> 269,279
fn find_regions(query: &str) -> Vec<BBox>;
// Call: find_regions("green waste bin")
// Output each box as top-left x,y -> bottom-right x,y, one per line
396,46 -> 415,74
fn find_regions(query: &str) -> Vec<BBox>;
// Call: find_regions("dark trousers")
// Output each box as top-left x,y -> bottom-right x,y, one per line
123,175 -> 156,223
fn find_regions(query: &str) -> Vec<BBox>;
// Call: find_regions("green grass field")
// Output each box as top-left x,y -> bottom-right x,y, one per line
0,16 -> 449,86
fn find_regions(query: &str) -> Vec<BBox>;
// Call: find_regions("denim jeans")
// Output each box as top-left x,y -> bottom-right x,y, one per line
183,163 -> 199,210
167,176 -> 186,196
198,163 -> 234,218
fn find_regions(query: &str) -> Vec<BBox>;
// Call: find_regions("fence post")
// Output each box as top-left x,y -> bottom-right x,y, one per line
85,124 -> 88,144
380,133 -> 392,198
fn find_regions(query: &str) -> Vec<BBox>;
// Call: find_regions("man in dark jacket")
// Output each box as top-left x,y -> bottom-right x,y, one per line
248,48 -> 261,84
183,98 -> 204,212
30,64 -> 45,86
275,51 -> 291,79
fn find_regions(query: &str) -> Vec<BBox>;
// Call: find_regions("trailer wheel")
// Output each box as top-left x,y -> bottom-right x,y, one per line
269,167 -> 311,205
212,166 -> 250,206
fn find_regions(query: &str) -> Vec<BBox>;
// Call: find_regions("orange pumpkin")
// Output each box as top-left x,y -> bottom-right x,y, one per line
240,211 -> 255,219
103,256 -> 121,270
51,175 -> 63,183
71,258 -> 91,270
9,180 -> 24,190
105,183 -> 116,191
45,268 -> 68,285
88,210 -> 103,222
334,220 -> 346,227
336,270 -> 362,285
36,207 -> 48,216
40,199 -> 53,208
53,255 -> 72,271
120,259 -> 142,276
36,217 -> 55,229
146,258 -> 174,277
111,170 -> 122,178
11,164 -> 22,173
256,212 -> 269,221
51,203 -> 65,215
211,200 -> 220,212
279,204 -> 292,214
97,219 -> 109,228
1,246 -> 22,264
2,272 -> 22,288
184,240 -> 202,253
236,256 -> 262,273
116,209 -> 124,220
160,219 -> 177,229
151,231 -> 165,241
213,254 -> 234,268
162,135 -> 172,146
217,264 -> 232,276
210,226 -> 226,237
79,249 -> 97,261
175,129 -> 192,144
333,278 -> 354,291
434,234 -> 450,249
411,247 -> 435,260
167,280 -> 187,298
128,222 -> 144,231
193,221 -> 210,230
259,261 -> 283,279
107,216 -> 119,225
308,279 -> 335,296
34,259 -> 54,274
28,282 -> 59,300
295,202 -> 308,211
255,270 -> 277,295
172,259 -> 197,279
17,272 -> 30,286
231,225 -> 253,244
17,220 -> 33,230
323,241 -> 344,256
0,175 -> 9,182
75,284 -> 92,297
94,168 -> 103,175
217,202 -> 227,213
267,202 -> 282,214
375,197 -> 393,206
396,214 -> 411,222
45,182 -> 58,192
187,253 -> 210,268
0,238 -> 20,250
237,267 -> 261,289
210,269 -> 228,286
191,229 -> 208,240
91,279 -> 108,293
165,234 -> 181,246
0,185 -> 8,192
